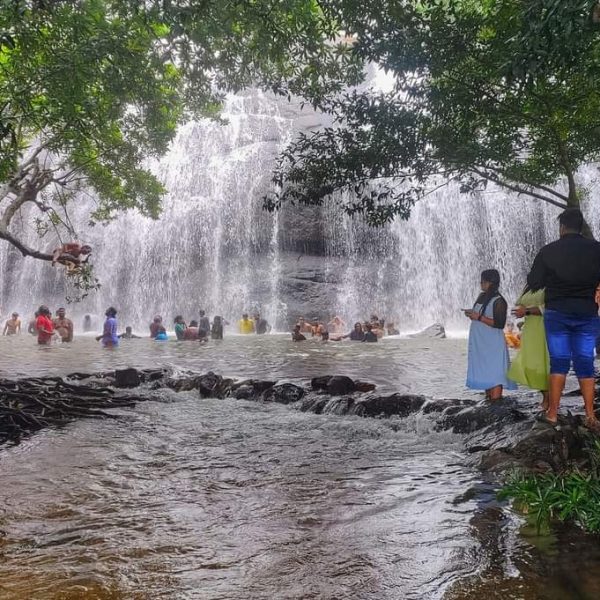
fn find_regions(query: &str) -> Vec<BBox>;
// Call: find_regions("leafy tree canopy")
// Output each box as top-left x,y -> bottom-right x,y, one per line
267,0 -> 600,225
0,0 -> 361,269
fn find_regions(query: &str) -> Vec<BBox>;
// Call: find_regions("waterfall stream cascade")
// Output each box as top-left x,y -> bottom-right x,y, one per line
1,90 -> 599,334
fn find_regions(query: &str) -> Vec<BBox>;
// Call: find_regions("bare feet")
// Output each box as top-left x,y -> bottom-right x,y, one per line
540,392 -> 550,412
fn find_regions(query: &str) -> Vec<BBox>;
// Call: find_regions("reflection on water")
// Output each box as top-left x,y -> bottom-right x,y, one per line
0,334 -> 472,396
0,393 -> 477,599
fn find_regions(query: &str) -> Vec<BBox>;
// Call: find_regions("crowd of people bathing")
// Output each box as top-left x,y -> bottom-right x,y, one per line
3,307 -> 401,346
467,208 -> 600,433
291,315 -> 399,342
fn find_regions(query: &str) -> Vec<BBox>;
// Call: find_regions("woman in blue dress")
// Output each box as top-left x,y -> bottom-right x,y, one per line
96,306 -> 119,348
465,269 -> 516,400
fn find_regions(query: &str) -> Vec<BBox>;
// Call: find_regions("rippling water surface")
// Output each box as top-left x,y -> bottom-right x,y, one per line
0,335 -> 599,599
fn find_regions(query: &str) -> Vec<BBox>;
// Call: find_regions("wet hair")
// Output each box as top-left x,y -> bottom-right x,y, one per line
125,326 -> 132,332
11,312 -> 18,317
105,306 -> 117,318
153,315 -> 162,323
84,314 -> 91,321
354,322 -> 362,330
479,269 -> 502,315
38,305 -> 50,316
57,307 -> 65,313
558,208 -> 584,233
80,245 -> 92,253
199,310 -> 205,317
242,313 -> 248,319
174,315 -> 183,323
189,320 -> 199,327
213,315 -> 222,324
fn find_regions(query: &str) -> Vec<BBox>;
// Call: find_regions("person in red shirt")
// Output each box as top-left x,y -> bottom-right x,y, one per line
35,305 -> 55,345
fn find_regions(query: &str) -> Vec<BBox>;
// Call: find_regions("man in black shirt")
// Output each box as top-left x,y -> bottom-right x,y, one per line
527,208 -> 600,431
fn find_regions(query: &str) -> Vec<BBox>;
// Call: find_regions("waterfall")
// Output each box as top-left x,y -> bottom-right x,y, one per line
0,90 -> 598,334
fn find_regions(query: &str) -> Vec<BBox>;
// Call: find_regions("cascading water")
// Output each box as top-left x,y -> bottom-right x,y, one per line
0,89 -> 599,333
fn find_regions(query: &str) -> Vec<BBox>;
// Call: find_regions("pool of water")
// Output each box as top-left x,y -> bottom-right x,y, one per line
0,334 -> 598,599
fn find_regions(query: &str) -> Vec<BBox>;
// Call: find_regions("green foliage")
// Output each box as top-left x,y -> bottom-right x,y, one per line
268,0 -> 600,222
500,439 -> 600,534
0,0 -> 361,262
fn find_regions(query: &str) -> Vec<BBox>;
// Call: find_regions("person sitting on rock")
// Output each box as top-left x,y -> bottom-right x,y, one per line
119,326 -> 140,339
53,307 -> 73,342
386,322 -> 400,336
363,323 -> 378,342
182,320 -> 199,340
51,242 -> 92,274
292,324 -> 306,341
3,312 -> 21,335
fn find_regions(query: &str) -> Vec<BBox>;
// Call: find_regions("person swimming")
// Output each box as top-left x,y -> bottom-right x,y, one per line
118,326 -> 140,339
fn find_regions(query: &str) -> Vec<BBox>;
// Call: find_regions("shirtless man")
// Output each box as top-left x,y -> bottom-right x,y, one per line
51,242 -> 92,274
53,307 -> 74,342
3,312 -> 21,335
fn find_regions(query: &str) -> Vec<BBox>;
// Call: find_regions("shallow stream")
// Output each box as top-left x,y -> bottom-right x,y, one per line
0,335 -> 599,599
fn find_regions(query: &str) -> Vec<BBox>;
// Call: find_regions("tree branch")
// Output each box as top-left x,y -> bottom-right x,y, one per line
471,167 -> 569,209
0,226 -> 53,261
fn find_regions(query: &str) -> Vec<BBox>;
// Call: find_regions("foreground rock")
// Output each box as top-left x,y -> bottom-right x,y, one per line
409,323 -> 447,339
5,367 -> 594,484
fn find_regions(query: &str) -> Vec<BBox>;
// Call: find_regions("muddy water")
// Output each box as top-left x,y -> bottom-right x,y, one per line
0,335 -> 599,599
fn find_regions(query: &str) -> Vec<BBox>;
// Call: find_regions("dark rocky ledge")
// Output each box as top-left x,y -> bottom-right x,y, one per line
2,368 -> 598,481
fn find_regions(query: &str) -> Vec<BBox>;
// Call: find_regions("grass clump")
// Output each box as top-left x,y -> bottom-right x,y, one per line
499,439 -> 600,534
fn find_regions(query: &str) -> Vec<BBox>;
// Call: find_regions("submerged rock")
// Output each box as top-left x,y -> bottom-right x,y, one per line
436,400 -> 528,434
310,375 -> 357,395
409,323 -> 446,339
353,393 -> 426,418
262,383 -> 305,404
115,368 -> 141,388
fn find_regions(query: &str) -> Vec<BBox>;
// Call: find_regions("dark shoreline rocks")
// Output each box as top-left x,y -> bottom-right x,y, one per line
2,368 -> 598,485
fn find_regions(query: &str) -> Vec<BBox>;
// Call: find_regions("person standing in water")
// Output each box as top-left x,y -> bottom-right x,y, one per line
83,314 -> 93,332
149,315 -> 162,339
35,306 -> 55,346
527,208 -> 600,431
211,316 -> 224,340
508,286 -> 549,408
238,313 -> 255,334
3,312 -> 21,335
119,326 -> 140,339
174,315 -> 186,340
53,307 -> 73,342
96,307 -> 119,348
198,310 -> 211,335
465,269 -> 516,401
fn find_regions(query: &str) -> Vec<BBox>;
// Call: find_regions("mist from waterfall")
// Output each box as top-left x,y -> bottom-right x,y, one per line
1,90 -> 599,335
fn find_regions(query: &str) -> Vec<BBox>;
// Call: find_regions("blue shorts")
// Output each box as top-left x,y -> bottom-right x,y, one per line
544,309 -> 600,378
